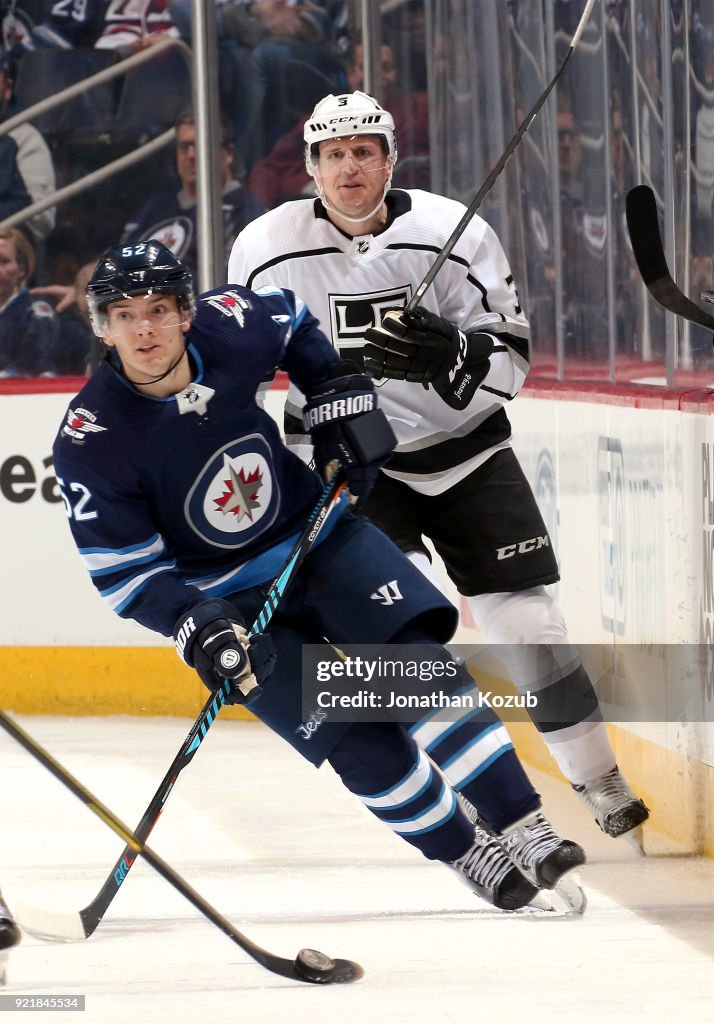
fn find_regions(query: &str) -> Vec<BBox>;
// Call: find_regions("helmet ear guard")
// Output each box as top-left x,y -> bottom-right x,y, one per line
87,240 -> 196,338
303,90 -> 397,178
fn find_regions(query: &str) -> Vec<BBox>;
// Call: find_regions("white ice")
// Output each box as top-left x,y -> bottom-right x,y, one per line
1,714 -> 713,1024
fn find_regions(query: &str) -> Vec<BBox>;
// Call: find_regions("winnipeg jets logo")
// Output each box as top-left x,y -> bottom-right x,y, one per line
62,407 -> 107,443
204,290 -> 252,327
187,437 -> 279,548
140,216 -> 192,258
213,459 -> 263,524
370,580 -> 403,606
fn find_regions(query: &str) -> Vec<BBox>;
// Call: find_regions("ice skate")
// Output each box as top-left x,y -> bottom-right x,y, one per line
0,891 -> 20,986
572,766 -> 649,841
451,822 -> 539,911
0,893 -> 20,953
499,811 -> 586,889
456,794 -> 587,916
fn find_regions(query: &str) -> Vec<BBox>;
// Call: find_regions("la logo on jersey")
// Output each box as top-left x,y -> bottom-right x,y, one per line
186,436 -> 279,548
329,286 -> 410,375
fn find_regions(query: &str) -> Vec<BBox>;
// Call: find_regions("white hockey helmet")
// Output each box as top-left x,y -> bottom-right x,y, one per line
303,90 -> 397,176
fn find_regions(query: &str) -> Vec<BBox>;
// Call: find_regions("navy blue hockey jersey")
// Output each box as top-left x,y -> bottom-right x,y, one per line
0,286 -> 57,377
52,284 -> 342,639
121,183 -> 265,284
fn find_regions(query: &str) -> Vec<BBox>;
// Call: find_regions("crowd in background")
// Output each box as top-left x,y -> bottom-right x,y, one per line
0,0 -> 714,383
0,0 -> 431,379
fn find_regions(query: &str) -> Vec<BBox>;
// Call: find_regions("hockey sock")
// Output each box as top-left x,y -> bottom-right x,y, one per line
327,720 -> 474,862
391,625 -> 541,832
468,591 -> 618,785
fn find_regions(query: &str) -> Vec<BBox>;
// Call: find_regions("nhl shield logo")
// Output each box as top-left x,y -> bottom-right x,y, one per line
185,435 -> 279,548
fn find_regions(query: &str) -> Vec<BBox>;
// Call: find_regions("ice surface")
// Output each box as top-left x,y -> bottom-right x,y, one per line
1,715 -> 713,1023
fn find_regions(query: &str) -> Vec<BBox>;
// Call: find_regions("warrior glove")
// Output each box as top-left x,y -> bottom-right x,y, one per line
364,306 -> 494,410
303,361 -> 397,508
174,599 -> 276,705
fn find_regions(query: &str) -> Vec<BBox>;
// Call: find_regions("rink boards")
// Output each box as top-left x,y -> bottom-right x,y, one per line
0,379 -> 713,853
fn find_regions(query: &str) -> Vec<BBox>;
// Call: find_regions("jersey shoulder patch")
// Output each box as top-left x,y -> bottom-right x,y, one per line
30,300 -> 54,318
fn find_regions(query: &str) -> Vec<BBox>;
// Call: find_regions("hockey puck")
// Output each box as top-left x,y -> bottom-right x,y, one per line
294,948 -> 336,983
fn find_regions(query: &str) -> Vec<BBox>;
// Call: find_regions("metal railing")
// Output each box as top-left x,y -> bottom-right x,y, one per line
0,38 -> 191,235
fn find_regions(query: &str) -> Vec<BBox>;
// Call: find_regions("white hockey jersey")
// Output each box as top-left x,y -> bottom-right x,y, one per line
228,189 -> 530,495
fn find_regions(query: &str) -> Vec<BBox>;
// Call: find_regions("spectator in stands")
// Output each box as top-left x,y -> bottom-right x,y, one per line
170,0 -> 348,169
0,47 -> 56,244
29,1 -> 178,55
246,39 -> 429,209
0,128 -> 28,218
120,108 -> 264,281
0,226 -> 59,377
31,258 -> 100,375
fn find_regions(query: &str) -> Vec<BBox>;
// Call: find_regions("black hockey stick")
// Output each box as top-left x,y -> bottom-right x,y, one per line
14,473 -> 346,943
625,184 -> 714,331
0,710 -> 362,984
405,0 -> 595,314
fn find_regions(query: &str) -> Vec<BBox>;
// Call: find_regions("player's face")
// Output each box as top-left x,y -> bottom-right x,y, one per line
102,293 -> 190,391
0,238 -> 24,304
315,135 -> 392,221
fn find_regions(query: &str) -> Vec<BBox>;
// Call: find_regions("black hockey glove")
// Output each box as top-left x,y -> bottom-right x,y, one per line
174,600 -> 276,706
363,306 -> 494,410
303,361 -> 397,508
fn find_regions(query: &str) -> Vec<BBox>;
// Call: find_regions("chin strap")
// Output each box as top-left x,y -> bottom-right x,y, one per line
315,169 -> 394,225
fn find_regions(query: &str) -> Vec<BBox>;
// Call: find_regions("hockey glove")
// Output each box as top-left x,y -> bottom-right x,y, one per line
363,306 -> 494,410
174,600 -> 276,705
303,361 -> 397,508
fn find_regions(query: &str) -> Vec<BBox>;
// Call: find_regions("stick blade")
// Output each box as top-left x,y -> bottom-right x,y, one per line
626,185 -> 714,331
13,898 -> 88,942
625,184 -> 669,285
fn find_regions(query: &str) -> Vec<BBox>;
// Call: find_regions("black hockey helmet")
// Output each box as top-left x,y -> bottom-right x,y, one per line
87,240 -> 196,337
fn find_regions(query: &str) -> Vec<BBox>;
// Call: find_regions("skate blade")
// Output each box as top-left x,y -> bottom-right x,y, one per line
624,825 -> 646,856
523,872 -> 587,918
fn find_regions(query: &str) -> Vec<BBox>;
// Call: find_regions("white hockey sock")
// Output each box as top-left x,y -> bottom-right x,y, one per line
467,590 -> 617,786
538,720 -> 616,786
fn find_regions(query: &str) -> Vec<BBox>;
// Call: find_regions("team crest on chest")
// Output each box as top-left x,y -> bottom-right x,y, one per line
328,286 -> 410,380
185,435 -> 279,548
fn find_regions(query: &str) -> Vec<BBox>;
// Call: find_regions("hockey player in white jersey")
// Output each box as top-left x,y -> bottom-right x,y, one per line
228,90 -> 649,844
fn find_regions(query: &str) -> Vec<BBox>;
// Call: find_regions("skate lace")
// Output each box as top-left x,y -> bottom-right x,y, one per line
578,768 -> 636,819
502,814 -> 564,870
454,826 -> 514,892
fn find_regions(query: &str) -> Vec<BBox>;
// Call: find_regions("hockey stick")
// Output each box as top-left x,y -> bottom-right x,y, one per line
625,184 -> 714,331
0,710 -> 361,984
405,0 -> 595,315
14,473 -> 347,943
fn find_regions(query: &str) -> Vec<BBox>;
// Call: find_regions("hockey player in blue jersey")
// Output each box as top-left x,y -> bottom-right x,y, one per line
53,240 -> 585,911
